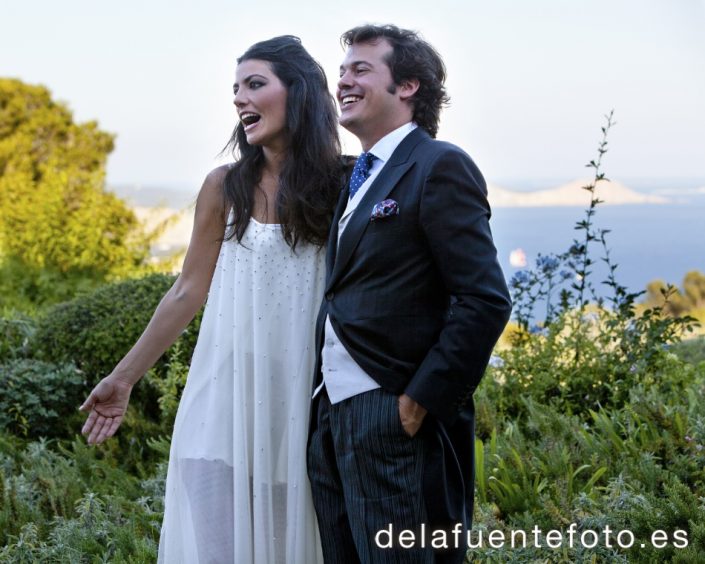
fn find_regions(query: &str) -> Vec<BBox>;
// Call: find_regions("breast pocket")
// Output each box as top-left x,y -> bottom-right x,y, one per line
366,214 -> 405,236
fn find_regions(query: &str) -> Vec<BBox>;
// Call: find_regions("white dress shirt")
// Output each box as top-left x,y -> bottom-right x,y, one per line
319,122 -> 417,404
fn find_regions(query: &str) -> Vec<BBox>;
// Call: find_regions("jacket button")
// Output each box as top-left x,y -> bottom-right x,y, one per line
325,291 -> 334,301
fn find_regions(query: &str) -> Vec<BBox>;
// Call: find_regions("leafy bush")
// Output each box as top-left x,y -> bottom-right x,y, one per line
149,339 -> 190,429
0,359 -> 84,438
0,314 -> 35,362
672,336 -> 705,365
497,113 -> 698,418
30,273 -> 202,422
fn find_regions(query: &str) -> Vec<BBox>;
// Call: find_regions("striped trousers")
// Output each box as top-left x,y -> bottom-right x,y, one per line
307,388 -> 434,563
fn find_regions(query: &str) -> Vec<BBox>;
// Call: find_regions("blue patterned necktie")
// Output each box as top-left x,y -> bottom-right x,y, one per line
348,151 -> 377,199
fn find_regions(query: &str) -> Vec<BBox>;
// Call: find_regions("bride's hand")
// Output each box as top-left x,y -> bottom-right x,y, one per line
79,376 -> 133,445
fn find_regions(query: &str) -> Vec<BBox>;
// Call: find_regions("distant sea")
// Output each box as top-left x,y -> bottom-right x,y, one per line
491,188 -> 705,298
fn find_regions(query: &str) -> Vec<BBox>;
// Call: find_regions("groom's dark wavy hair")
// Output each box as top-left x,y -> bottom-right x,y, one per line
222,35 -> 342,249
341,24 -> 450,138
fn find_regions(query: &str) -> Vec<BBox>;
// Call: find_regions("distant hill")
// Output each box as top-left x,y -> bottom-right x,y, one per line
109,185 -> 196,257
488,179 -> 670,208
132,206 -> 194,257
109,184 -> 197,208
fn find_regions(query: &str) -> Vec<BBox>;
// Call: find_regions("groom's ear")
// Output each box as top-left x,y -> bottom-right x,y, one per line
398,78 -> 420,102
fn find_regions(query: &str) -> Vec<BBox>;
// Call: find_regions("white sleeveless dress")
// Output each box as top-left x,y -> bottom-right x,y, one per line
158,218 -> 325,563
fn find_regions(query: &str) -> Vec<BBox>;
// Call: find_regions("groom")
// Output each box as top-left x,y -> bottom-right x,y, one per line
307,24 -> 512,563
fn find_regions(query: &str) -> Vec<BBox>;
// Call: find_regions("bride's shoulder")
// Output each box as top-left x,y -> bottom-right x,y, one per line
203,164 -> 232,192
195,165 -> 231,219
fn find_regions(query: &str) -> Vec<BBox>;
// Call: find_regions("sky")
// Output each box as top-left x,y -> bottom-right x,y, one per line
2,0 -> 704,192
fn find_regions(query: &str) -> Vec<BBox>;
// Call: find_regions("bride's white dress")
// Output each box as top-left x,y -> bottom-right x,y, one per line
158,218 -> 325,563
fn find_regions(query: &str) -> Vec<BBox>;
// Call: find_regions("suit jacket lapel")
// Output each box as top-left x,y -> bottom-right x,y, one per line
325,183 -> 349,281
327,127 -> 429,291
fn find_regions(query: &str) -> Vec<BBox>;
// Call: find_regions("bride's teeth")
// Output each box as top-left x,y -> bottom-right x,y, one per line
240,112 -> 261,127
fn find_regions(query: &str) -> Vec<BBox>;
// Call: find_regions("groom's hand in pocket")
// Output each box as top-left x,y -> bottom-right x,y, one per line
398,394 -> 427,438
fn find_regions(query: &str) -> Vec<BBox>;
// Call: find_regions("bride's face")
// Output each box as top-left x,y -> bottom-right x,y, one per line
233,59 -> 288,152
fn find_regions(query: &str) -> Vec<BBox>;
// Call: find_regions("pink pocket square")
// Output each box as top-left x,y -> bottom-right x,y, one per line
370,199 -> 399,221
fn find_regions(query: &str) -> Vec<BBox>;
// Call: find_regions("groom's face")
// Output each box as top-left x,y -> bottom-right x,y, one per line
337,39 -> 407,148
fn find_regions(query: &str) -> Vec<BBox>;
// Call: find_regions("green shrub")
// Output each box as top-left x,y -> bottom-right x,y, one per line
30,273 -> 202,422
0,359 -> 84,438
0,258 -> 112,315
148,339 -> 190,430
501,113 -> 698,419
672,336 -> 705,365
0,314 -> 35,362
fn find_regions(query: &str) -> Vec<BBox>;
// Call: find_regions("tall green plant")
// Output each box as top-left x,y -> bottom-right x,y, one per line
501,112 -> 698,415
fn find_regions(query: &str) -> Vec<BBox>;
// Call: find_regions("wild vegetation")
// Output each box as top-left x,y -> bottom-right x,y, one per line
470,113 -> 704,562
1,86 -> 703,562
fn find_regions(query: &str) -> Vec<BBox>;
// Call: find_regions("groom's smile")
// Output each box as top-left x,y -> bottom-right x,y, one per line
340,94 -> 363,107
337,38 -> 410,150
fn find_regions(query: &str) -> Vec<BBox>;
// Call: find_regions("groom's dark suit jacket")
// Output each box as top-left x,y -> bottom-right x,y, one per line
313,126 -> 512,532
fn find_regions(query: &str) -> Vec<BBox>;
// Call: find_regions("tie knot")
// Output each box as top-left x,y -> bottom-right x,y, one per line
348,152 -> 377,200
358,151 -> 376,174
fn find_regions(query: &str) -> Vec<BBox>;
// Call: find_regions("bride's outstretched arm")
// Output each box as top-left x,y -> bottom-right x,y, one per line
80,166 -> 229,445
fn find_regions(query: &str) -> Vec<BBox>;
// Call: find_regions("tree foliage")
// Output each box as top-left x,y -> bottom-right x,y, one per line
0,78 -> 158,310
644,271 -> 705,318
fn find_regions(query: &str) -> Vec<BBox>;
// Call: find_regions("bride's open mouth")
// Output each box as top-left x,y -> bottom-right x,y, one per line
240,112 -> 261,132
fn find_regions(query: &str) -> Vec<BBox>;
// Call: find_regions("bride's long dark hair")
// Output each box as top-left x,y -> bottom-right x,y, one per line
222,35 -> 342,249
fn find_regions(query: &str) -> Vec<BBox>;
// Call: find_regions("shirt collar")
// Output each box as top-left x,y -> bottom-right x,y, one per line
367,122 -> 417,164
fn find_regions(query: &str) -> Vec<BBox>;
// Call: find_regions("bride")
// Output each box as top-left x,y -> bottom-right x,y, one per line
80,35 -> 344,563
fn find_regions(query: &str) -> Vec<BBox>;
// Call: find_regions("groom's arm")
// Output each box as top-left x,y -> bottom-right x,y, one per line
404,145 -> 512,427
